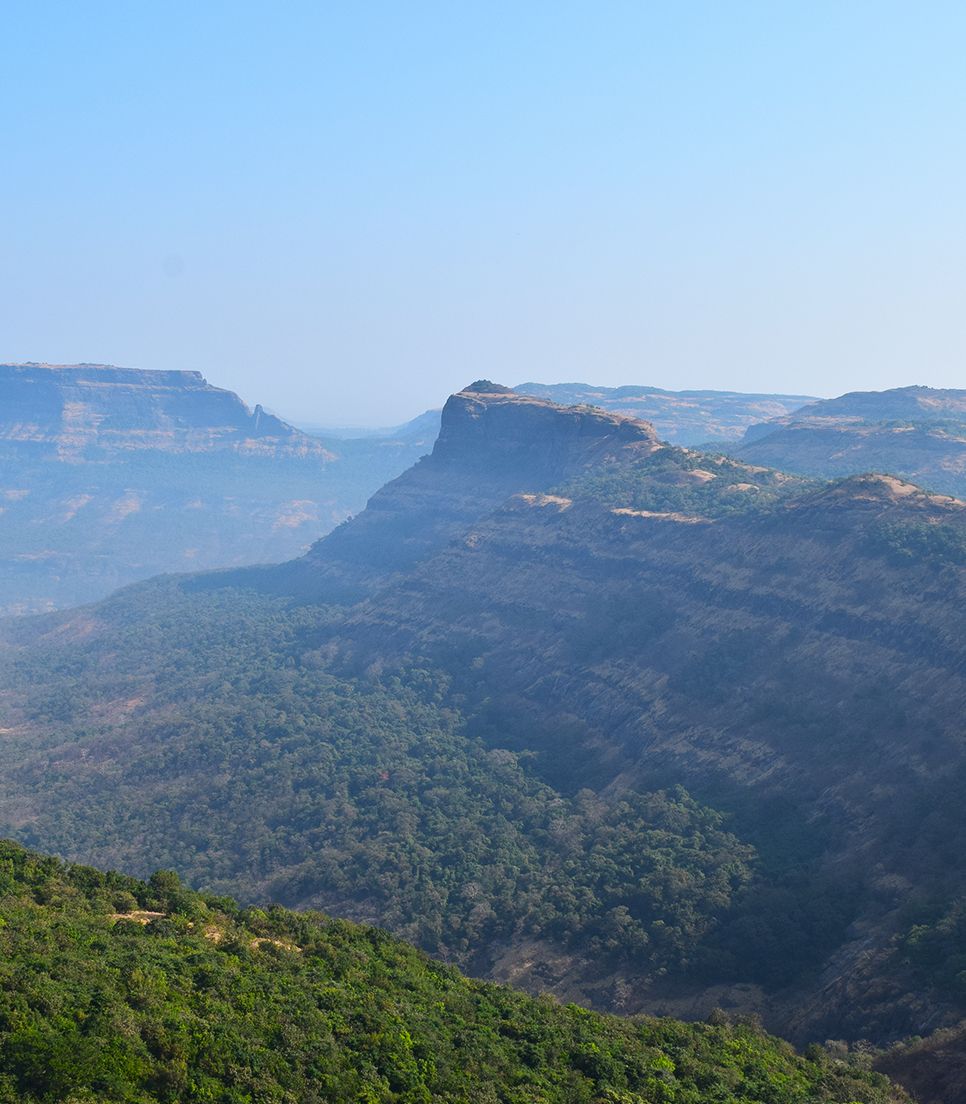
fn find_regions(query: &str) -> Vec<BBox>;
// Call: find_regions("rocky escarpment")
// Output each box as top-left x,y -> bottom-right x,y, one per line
733,385 -> 966,498
0,363 -> 432,613
0,362 -> 309,457
275,381 -> 661,597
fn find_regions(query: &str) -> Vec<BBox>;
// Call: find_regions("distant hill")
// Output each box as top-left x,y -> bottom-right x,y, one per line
731,385 -> 966,497
296,382 -> 818,450
296,408 -> 442,440
515,381 -> 817,443
0,362 -> 303,453
0,839 -> 903,1103
0,363 -> 434,613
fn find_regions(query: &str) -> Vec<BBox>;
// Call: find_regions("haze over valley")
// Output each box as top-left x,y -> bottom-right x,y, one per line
0,363 -> 435,613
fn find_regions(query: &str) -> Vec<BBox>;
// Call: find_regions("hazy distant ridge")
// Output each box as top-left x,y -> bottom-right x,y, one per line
0,363 -> 432,613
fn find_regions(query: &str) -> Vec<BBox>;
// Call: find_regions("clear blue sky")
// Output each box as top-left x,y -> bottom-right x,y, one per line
2,2 -> 966,424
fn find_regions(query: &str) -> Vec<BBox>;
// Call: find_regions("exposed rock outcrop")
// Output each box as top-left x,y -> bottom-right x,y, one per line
283,383 -> 661,595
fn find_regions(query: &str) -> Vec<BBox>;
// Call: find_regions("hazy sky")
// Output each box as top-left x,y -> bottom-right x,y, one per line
3,2 -> 966,424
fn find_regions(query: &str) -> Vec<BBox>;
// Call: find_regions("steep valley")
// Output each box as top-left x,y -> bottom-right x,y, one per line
2,383 -> 966,1103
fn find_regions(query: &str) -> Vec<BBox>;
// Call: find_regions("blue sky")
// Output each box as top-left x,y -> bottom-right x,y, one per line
2,1 -> 966,423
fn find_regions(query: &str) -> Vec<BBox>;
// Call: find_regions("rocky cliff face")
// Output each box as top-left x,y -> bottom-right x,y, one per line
278,382 -> 661,596
0,362 -> 307,456
733,385 -> 966,497
434,381 -> 661,471
0,363 -> 432,613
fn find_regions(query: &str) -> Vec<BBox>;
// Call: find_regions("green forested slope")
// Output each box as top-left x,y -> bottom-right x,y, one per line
0,841 -> 903,1104
557,443 -> 810,516
0,581 -> 756,982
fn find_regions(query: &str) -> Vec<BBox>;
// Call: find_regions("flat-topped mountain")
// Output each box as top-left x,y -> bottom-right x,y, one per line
435,381 -> 660,468
515,381 -> 817,443
0,361 -> 302,455
2,383 -> 966,1099
305,379 -> 818,454
0,363 -> 433,614
732,385 -> 966,497
283,382 -> 664,593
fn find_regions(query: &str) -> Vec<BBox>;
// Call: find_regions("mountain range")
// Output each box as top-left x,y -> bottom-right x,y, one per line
0,363 -> 435,614
514,382 -> 817,444
729,385 -> 966,498
3,381 -> 966,1102
0,366 -> 822,616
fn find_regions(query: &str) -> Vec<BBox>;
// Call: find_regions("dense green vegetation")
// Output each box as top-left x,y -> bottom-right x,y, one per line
0,841 -> 904,1103
899,899 -> 966,998
559,446 -> 810,516
0,582 -> 755,979
868,518 -> 966,566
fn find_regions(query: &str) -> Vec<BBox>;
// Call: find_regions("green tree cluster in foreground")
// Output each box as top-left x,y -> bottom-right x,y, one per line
0,841 -> 903,1104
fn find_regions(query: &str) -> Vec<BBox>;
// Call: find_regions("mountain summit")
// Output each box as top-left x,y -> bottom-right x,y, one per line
433,382 -> 660,472
286,383 -> 662,594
